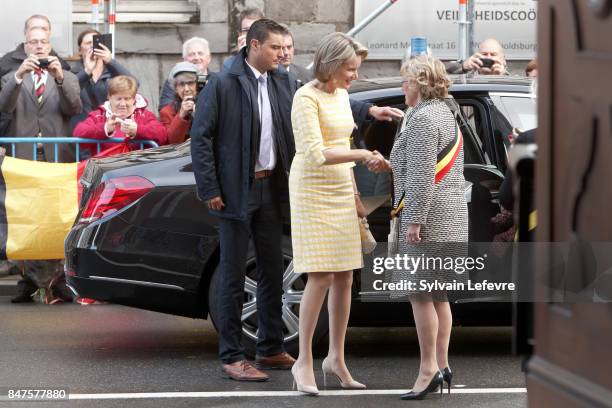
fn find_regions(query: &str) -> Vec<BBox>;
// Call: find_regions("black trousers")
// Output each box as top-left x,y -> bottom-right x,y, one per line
216,176 -> 285,364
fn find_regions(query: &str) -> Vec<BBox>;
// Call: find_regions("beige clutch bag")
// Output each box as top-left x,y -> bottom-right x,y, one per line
359,217 -> 377,254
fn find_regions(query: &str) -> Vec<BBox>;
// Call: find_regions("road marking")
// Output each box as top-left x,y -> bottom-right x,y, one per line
68,388 -> 527,400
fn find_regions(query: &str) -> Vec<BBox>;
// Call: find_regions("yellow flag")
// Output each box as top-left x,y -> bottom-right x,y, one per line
0,155 -> 78,260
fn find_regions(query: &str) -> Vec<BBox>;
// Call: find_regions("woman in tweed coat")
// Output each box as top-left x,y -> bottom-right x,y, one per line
368,56 -> 468,400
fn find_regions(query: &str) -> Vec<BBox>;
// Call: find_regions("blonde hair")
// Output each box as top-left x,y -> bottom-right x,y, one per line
108,75 -> 138,97
400,56 -> 451,100
313,32 -> 368,82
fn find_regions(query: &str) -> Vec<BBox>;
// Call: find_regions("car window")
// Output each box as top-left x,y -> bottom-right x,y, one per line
458,102 -> 492,165
498,96 -> 537,132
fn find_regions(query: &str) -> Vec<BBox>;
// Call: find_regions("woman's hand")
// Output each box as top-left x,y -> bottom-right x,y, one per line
84,48 -> 104,82
105,115 -> 118,135
406,223 -> 421,243
355,194 -> 367,218
120,118 -> 138,138
366,150 -> 391,173
179,96 -> 196,119
93,43 -> 113,65
83,49 -> 97,75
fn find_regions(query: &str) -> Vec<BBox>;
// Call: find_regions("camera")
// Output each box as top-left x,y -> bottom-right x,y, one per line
38,58 -> 50,69
197,74 -> 208,92
480,58 -> 494,69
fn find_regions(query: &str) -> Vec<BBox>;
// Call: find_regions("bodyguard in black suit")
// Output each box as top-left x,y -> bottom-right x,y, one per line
191,19 -> 297,382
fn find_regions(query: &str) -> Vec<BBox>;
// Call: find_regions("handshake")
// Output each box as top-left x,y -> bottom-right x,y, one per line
363,150 -> 390,174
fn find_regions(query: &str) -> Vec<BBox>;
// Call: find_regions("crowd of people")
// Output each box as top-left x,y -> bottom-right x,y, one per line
0,8 -> 536,400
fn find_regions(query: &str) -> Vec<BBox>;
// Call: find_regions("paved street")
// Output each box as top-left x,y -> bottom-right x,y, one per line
0,298 -> 526,407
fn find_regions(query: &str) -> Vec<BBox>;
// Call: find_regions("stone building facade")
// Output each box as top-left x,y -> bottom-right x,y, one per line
71,0 -> 529,112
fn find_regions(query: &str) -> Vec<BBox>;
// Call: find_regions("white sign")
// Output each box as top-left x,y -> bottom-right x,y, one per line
355,0 -> 537,60
0,0 -> 73,57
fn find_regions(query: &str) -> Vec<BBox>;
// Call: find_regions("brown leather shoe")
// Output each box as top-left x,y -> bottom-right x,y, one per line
222,360 -> 269,382
255,352 -> 296,370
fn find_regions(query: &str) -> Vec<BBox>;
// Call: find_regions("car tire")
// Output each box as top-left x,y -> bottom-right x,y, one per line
207,239 -> 329,359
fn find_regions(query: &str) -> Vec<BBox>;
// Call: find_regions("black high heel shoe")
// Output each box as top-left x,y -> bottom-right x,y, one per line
400,371 -> 443,400
441,367 -> 452,394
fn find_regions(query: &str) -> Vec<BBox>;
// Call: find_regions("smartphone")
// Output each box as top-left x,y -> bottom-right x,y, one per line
480,58 -> 494,69
93,33 -> 113,51
38,58 -> 50,69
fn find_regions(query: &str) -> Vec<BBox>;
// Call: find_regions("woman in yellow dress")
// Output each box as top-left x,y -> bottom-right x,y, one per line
289,32 -> 380,395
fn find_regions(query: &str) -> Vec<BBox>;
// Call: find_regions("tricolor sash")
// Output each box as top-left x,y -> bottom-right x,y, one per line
390,124 -> 463,219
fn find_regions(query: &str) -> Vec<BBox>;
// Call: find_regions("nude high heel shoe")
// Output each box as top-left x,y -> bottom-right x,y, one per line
321,357 -> 366,389
291,364 -> 319,396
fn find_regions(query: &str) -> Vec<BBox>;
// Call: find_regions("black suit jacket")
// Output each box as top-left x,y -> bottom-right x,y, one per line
288,63 -> 312,85
190,48 -> 297,221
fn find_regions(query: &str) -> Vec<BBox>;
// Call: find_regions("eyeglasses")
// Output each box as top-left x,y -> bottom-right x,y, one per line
26,39 -> 49,46
240,27 -> 251,33
175,81 -> 197,88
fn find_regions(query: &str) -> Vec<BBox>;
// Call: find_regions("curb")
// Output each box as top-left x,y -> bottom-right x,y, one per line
0,276 -> 19,297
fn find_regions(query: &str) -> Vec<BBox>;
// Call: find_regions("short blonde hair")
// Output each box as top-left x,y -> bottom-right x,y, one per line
400,56 -> 451,100
313,32 -> 368,82
108,75 -> 138,97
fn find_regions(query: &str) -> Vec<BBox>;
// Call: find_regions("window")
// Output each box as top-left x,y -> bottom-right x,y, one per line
459,102 -> 492,165
498,96 -> 537,132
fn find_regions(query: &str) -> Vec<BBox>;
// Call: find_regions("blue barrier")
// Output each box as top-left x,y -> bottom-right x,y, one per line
0,137 -> 159,163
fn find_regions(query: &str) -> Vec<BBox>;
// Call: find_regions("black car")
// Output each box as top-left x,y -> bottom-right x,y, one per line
65,75 -> 536,356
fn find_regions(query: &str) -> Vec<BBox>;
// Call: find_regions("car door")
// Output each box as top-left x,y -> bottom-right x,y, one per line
454,94 -> 506,242
351,90 -> 504,244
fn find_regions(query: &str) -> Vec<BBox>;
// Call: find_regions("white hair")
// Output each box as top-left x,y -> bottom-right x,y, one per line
182,37 -> 210,59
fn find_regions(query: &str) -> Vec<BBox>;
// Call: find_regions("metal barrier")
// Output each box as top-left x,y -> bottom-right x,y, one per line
0,137 -> 159,163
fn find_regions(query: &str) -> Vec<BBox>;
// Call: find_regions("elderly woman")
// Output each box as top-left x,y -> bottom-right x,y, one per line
369,56 -> 468,400
70,29 -> 133,132
73,75 -> 168,153
159,37 -> 211,112
159,62 -> 199,144
289,32 -> 379,395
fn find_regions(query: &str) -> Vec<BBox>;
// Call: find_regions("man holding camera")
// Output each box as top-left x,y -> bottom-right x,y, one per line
446,38 -> 509,75
159,37 -> 211,113
0,26 -> 81,162
0,15 -> 72,138
159,62 -> 200,144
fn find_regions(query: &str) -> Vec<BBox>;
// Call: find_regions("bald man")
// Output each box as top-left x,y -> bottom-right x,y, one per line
446,38 -> 508,75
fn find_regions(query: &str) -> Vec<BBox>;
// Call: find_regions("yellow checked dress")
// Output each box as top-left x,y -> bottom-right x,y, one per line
289,83 -> 363,273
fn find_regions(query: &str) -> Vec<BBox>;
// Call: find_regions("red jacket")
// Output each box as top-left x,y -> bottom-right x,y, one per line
159,103 -> 191,144
73,94 -> 168,153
